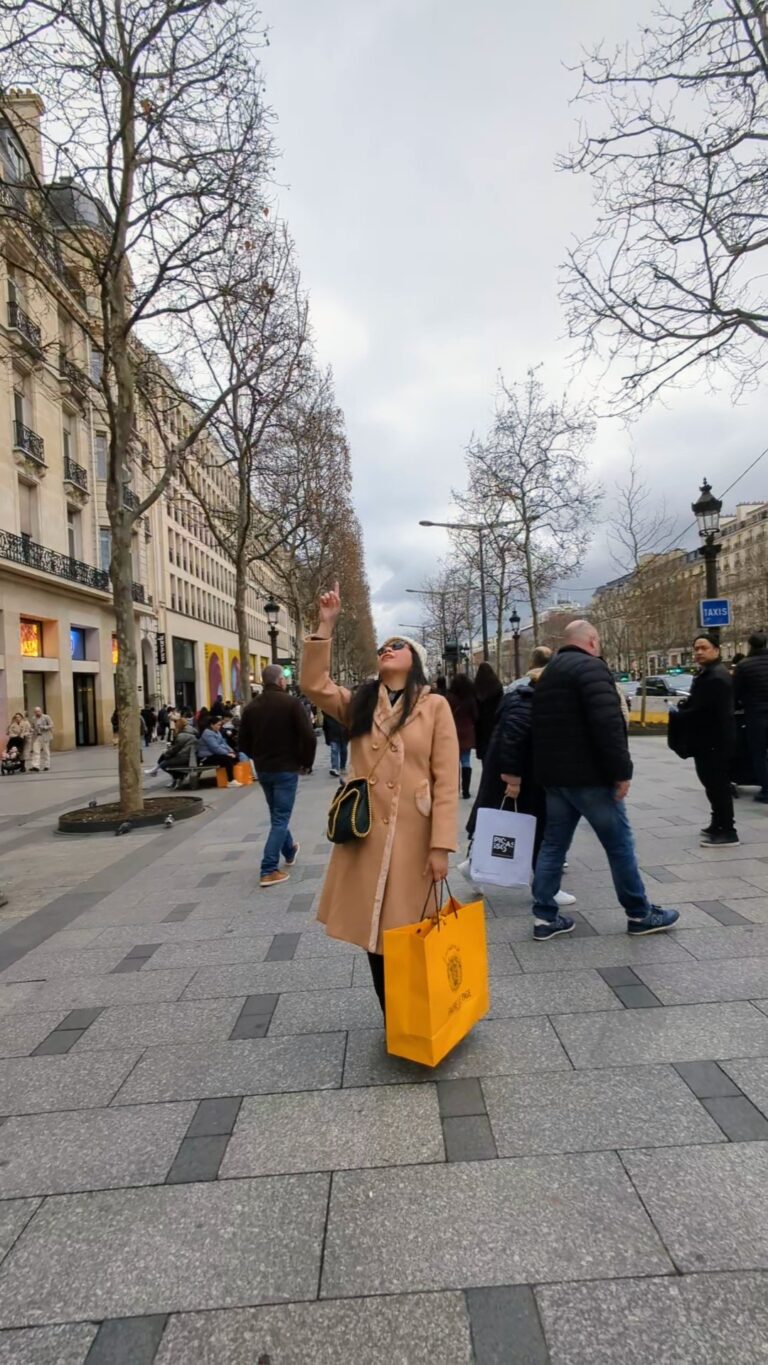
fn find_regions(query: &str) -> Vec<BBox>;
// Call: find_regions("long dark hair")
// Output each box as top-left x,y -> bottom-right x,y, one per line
447,672 -> 477,716
474,661 -> 502,701
349,654 -> 428,737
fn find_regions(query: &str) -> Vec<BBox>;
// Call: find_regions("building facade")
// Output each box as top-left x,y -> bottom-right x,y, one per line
0,91 -> 296,749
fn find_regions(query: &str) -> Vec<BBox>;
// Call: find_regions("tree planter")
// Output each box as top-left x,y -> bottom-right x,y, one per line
58,796 -> 203,834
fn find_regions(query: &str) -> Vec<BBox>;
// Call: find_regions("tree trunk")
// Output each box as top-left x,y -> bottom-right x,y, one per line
523,537 -> 539,640
111,527 -> 142,817
234,564 -> 251,706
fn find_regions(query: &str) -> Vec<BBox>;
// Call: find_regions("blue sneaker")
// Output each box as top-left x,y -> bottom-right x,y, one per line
533,915 -> 575,942
627,906 -> 680,936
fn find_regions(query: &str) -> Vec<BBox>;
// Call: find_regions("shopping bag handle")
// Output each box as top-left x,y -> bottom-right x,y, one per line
499,795 -> 517,812
420,878 -> 460,925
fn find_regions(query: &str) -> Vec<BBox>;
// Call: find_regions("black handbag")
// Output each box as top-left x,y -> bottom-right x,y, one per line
667,705 -> 691,760
326,741 -> 389,844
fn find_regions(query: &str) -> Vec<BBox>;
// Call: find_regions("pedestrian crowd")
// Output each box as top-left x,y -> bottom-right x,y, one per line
1,707 -> 54,774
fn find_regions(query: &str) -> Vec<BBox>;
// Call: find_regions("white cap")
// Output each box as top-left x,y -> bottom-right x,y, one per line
379,635 -> 429,679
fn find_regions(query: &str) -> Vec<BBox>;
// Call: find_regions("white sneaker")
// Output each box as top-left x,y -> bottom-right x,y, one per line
555,890 -> 576,907
144,766 -> 159,776
228,780 -> 243,787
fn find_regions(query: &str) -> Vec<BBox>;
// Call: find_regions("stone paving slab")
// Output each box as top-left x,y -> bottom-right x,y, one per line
536,1271 -> 768,1365
269,987 -> 384,1035
343,1019 -> 572,1086
671,926 -> 768,960
145,937 -> 274,970
0,1323 -> 97,1364
72,999 -> 245,1052
553,1002 -> 768,1068
0,1103 -> 195,1197
221,1085 -> 444,1177
0,947 -> 131,982
180,958 -> 354,1001
0,1049 -> 141,1117
0,969 -> 195,1013
0,1201 -> 40,1265
112,1034 -> 346,1104
486,968 -> 621,1018
622,1143 -> 768,1273
635,958 -> 768,1004
154,1293 -> 474,1365
0,1012 -> 67,1059
321,1153 -> 672,1297
482,1066 -> 724,1156
720,1059 -> 768,1116
512,935 -> 691,973
723,896 -> 768,924
0,1176 -> 329,1326
91,919 -> 242,946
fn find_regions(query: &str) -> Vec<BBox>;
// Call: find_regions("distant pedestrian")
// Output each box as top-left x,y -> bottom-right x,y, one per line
447,673 -> 477,799
4,712 -> 31,772
300,585 -> 458,1015
508,645 -> 552,690
734,633 -> 768,804
156,704 -> 169,743
140,706 -> 156,746
530,620 -> 679,940
473,662 -> 503,763
434,675 -> 448,696
151,717 -> 197,788
323,711 -> 349,778
210,696 -> 225,720
29,707 -> 53,772
110,709 -> 119,746
239,665 -> 317,888
197,716 -> 242,786
676,634 -> 738,846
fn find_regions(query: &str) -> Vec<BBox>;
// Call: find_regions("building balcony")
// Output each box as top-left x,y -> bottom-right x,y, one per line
63,455 -> 88,493
0,527 -> 109,592
13,420 -> 45,465
123,487 -> 140,512
131,581 -> 147,604
59,351 -> 90,397
7,301 -> 42,352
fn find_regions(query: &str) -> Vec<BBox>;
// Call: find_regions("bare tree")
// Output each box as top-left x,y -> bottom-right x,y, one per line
608,452 -> 679,573
560,0 -> 768,409
0,0 -> 270,812
183,219 -> 311,703
462,370 -> 599,639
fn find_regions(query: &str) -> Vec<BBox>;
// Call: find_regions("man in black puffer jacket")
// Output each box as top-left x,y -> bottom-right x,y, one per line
734,633 -> 768,802
529,620 -> 679,942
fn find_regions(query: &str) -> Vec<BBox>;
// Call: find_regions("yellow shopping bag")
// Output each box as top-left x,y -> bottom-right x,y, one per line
383,889 -> 490,1067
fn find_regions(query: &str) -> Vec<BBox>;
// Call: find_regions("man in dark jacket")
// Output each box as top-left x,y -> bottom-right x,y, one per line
323,712 -> 349,777
239,665 -> 317,888
530,620 -> 679,941
734,633 -> 768,802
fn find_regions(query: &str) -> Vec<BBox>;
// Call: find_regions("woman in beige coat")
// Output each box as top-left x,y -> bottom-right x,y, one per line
301,581 -> 460,1012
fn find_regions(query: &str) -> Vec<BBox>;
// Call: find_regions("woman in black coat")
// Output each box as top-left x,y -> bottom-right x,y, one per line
675,635 -> 738,847
473,662 -> 504,763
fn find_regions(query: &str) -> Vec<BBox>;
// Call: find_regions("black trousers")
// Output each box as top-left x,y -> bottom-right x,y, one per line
744,710 -> 768,795
695,750 -> 735,833
201,754 -> 235,782
367,952 -> 386,1014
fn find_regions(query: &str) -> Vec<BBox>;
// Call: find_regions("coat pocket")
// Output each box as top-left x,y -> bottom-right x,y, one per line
415,780 -> 432,817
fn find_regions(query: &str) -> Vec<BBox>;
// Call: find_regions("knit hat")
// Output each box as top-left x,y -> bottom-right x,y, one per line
379,635 -> 430,679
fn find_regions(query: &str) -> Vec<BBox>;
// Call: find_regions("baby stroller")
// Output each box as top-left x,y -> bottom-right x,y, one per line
1,746 -> 25,776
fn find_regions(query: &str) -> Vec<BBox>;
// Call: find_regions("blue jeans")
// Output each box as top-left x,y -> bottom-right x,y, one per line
258,772 -> 299,876
330,739 -> 348,772
459,749 -> 472,769
532,786 -> 651,923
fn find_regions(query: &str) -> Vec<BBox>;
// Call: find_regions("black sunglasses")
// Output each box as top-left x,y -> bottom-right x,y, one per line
377,639 -> 409,656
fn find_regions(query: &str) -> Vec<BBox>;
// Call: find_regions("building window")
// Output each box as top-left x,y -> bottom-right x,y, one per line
20,619 -> 42,657
67,507 -> 81,560
18,478 -> 37,540
99,527 -> 112,572
90,347 -> 103,385
70,626 -> 86,660
94,432 -> 107,481
63,416 -> 73,464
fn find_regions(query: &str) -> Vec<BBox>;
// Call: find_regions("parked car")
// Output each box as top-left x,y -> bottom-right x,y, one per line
638,676 -> 683,698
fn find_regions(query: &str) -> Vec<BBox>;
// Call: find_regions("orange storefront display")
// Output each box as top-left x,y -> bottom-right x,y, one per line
20,620 -> 42,657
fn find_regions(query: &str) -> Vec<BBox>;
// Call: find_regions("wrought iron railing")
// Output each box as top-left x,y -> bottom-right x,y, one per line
0,528 -> 109,590
0,182 -> 88,307
59,351 -> 89,392
122,487 -> 140,511
8,301 -> 42,350
131,581 -> 146,603
63,456 -> 88,491
12,420 -> 45,464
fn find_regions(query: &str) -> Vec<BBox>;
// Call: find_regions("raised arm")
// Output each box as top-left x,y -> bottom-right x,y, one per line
299,580 -> 353,727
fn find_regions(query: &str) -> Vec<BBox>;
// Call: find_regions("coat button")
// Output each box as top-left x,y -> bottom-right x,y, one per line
383,817 -> 389,825
387,781 -> 394,789
390,745 -> 398,753
372,743 -> 380,750
370,778 -> 377,786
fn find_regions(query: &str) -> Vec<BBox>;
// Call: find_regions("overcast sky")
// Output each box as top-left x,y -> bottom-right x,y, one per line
260,0 -> 768,639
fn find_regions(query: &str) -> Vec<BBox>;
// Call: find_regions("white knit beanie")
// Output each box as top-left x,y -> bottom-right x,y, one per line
380,635 -> 430,679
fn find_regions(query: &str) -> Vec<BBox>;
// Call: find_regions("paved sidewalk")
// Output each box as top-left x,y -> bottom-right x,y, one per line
1,741 -> 768,1361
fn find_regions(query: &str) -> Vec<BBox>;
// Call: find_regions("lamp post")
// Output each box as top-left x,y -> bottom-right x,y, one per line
691,478 -> 723,642
264,596 -> 280,665
509,608 -> 521,680
418,519 -> 517,664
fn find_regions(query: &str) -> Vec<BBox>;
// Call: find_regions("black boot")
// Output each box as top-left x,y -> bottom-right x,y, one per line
461,766 -> 472,800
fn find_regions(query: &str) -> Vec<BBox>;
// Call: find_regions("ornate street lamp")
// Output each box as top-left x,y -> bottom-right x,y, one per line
509,608 -> 521,679
691,478 -> 723,640
264,596 -> 280,664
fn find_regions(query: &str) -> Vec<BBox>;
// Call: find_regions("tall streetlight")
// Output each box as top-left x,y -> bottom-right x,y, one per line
264,596 -> 280,665
691,478 -> 723,642
509,608 -> 521,680
418,519 -> 516,663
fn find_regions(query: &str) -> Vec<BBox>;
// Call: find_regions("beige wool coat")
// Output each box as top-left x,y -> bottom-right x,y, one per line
301,638 -> 460,953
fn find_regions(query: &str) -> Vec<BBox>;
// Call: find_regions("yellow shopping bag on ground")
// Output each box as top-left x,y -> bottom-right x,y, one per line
383,889 -> 489,1067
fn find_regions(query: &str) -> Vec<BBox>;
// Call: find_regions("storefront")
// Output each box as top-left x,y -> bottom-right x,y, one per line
172,635 -> 197,712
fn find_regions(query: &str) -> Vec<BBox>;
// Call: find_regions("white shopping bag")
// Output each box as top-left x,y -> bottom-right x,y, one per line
469,803 -> 537,888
